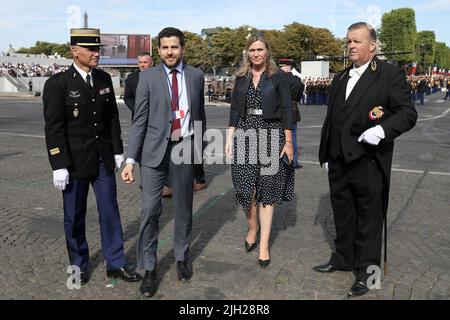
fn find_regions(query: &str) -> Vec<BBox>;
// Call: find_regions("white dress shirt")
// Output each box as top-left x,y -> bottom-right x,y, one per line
126,62 -> 193,165
346,60 -> 371,100
163,62 -> 194,138
73,63 -> 93,87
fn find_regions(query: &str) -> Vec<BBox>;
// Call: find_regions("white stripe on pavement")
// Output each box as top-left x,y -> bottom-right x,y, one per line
299,125 -> 323,129
0,134 -> 448,177
206,156 -> 450,177
418,107 -> 450,122
0,132 -> 45,138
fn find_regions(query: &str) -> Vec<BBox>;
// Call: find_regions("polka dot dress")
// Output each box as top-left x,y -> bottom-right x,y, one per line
231,78 -> 295,214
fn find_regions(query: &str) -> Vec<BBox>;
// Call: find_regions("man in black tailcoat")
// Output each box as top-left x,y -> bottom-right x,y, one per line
314,22 -> 417,297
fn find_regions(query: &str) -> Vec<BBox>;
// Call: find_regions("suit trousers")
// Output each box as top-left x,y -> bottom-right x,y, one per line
62,160 -> 126,272
137,139 -> 194,271
328,155 -> 384,271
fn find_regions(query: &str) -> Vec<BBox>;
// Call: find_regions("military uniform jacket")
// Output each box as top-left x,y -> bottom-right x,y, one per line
43,64 -> 123,179
319,57 -> 418,188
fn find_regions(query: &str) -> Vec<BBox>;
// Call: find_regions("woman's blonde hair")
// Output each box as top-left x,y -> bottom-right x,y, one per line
236,32 -> 278,78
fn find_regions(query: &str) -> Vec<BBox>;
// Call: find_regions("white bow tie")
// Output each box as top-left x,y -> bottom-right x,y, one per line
349,68 -> 362,78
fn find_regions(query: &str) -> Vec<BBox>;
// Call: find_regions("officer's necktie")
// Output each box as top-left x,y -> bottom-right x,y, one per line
170,69 -> 181,141
86,74 -> 93,92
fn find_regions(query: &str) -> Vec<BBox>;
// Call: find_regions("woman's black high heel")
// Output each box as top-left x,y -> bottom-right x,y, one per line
258,258 -> 271,269
244,227 -> 260,253
258,247 -> 270,268
245,240 -> 257,253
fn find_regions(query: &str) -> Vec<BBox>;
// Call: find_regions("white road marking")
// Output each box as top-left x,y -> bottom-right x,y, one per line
299,125 -> 323,129
205,156 -> 450,176
418,107 -> 450,122
0,132 -> 45,138
0,132 -> 448,177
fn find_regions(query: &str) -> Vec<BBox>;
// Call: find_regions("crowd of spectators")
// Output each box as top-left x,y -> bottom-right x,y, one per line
0,62 -> 70,77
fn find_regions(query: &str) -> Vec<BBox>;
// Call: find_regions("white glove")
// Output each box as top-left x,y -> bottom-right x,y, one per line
323,162 -> 329,173
53,168 -> 69,191
358,125 -> 385,146
114,154 -> 124,170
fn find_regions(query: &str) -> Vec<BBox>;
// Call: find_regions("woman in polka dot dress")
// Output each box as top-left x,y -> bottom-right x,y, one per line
225,33 -> 295,269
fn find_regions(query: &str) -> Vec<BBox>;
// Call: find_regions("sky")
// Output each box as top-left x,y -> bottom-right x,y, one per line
1,0 -> 449,52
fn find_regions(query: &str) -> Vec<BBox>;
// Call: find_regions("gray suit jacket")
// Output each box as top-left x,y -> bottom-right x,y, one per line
127,63 -> 206,168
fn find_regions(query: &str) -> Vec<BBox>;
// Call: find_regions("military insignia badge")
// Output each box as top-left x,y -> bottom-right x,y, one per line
99,87 -> 111,95
370,60 -> 377,72
69,90 -> 80,98
73,108 -> 79,118
369,106 -> 384,120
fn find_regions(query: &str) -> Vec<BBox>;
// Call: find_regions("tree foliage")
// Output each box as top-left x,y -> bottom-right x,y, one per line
434,42 -> 449,69
417,30 -> 436,72
17,41 -> 71,58
379,8 -> 417,63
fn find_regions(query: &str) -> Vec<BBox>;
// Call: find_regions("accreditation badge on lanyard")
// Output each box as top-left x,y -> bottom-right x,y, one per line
173,110 -> 185,120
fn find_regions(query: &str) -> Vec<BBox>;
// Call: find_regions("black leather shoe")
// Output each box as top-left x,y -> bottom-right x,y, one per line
140,270 -> 157,298
245,240 -> 258,253
80,271 -> 90,285
177,261 -> 193,283
312,262 -> 337,273
347,280 -> 369,297
245,227 -> 260,253
258,259 -> 271,269
107,266 -> 141,282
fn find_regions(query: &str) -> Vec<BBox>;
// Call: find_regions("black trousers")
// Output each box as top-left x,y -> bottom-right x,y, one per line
328,155 -> 384,272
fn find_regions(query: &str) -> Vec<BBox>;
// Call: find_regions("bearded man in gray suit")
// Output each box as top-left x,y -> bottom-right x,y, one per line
121,27 -> 206,298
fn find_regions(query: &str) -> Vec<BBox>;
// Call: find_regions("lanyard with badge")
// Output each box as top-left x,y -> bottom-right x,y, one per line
166,65 -> 186,121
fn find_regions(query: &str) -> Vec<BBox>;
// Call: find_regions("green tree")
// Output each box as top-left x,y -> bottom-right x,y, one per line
445,47 -> 450,69
17,41 -> 71,58
417,30 -> 436,72
151,37 -> 159,64
183,31 -> 210,70
263,29 -> 291,62
282,22 -> 342,72
209,26 -> 252,72
379,8 -> 417,64
434,42 -> 450,69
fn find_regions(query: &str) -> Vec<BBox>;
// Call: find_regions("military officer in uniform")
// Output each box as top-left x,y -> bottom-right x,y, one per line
314,22 -> 417,297
43,28 -> 140,285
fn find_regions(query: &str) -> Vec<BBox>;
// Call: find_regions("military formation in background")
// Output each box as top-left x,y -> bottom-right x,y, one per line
407,75 -> 450,105
300,78 -> 332,105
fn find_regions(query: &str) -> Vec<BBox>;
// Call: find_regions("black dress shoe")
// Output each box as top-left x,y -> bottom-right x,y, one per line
177,261 -> 193,283
140,270 -> 157,298
80,271 -> 90,285
107,266 -> 141,282
258,259 -> 271,269
347,280 -> 369,297
312,262 -> 337,273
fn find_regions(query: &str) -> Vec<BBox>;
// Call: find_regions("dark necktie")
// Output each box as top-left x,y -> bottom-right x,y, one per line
170,69 -> 181,140
86,74 -> 93,92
